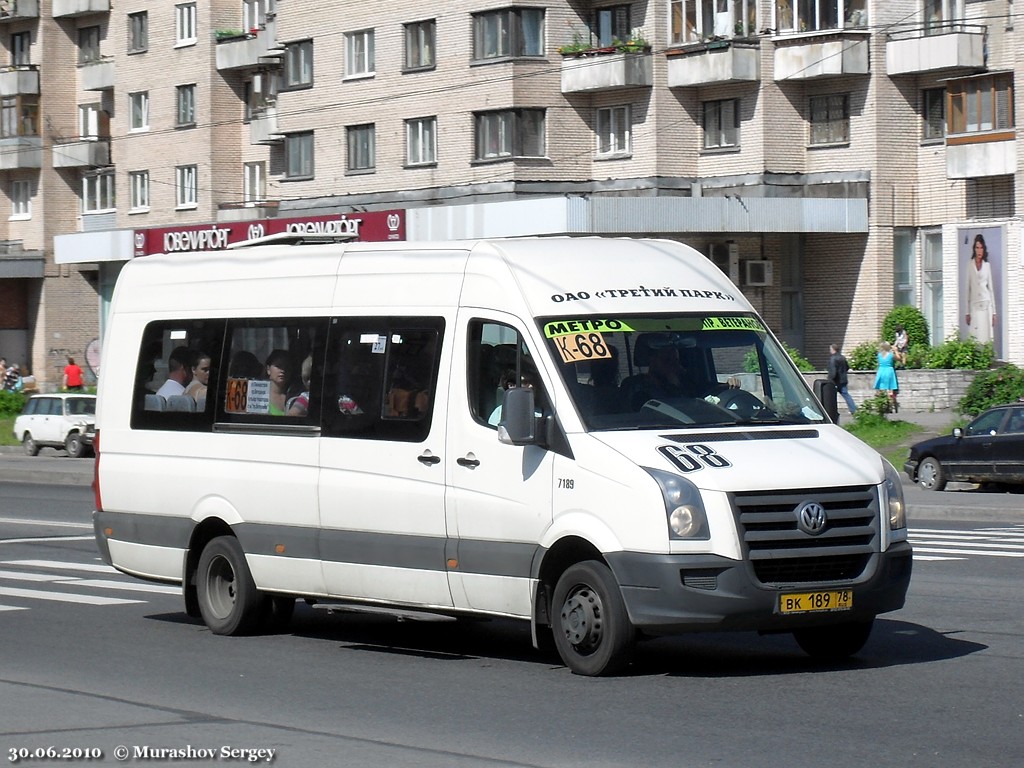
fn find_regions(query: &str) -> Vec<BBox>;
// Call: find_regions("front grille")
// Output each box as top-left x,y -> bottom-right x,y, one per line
733,485 -> 879,586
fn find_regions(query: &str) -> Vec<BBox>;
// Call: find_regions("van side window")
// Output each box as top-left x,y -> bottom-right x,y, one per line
467,320 -> 547,429
322,317 -> 443,443
131,319 -> 225,431
218,319 -> 326,425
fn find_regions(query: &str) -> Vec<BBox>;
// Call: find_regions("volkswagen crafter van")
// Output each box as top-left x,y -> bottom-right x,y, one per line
93,236 -> 912,676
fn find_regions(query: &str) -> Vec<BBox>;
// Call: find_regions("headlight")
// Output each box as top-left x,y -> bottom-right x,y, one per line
882,459 -> 906,530
643,467 -> 710,540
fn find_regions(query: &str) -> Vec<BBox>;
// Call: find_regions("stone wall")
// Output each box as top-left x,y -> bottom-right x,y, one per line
804,369 -> 979,413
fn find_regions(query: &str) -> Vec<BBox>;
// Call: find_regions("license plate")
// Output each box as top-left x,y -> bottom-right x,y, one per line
779,590 -> 853,614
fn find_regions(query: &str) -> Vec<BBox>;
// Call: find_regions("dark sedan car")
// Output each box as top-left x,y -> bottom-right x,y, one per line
904,404 -> 1024,491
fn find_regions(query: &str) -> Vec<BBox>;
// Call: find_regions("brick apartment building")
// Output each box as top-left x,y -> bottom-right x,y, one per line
0,0 -> 1020,390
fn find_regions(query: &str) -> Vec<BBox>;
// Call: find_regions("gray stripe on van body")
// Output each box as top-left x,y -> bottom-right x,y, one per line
96,511 -> 540,579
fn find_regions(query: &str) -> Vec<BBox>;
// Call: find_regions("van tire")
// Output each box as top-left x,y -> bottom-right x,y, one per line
196,536 -> 264,636
552,561 -> 635,676
65,432 -> 85,459
794,620 -> 874,661
22,433 -> 39,457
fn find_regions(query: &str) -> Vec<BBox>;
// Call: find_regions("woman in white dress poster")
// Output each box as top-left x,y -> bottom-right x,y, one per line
965,233 -> 995,344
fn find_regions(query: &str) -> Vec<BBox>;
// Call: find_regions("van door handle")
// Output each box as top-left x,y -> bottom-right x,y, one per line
418,453 -> 441,466
457,455 -> 480,469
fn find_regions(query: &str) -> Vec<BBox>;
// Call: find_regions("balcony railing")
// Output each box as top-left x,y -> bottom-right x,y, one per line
667,41 -> 760,88
0,136 -> 42,169
216,18 -> 279,71
0,0 -> 40,23
560,49 -> 653,94
80,58 -> 114,90
774,30 -> 870,80
886,23 -> 986,75
0,64 -> 39,96
52,137 -> 110,168
52,0 -> 110,17
249,105 -> 283,144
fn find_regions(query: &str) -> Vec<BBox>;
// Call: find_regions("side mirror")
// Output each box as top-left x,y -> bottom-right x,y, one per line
497,387 -> 541,446
952,427 -> 963,439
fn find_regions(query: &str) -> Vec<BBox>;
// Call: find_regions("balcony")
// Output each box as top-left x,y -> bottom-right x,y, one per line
561,50 -> 653,94
0,0 -> 39,23
0,241 -> 44,279
52,137 -> 110,168
0,137 -> 42,169
249,105 -> 283,144
774,32 -> 869,81
216,19 -> 279,71
886,24 -> 986,76
667,41 -> 759,88
0,65 -> 39,96
80,58 -> 114,91
52,0 -> 109,17
946,133 -> 1017,179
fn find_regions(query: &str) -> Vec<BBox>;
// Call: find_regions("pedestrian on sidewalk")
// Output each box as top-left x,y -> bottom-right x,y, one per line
873,341 -> 899,413
828,343 -> 857,419
62,356 -> 84,392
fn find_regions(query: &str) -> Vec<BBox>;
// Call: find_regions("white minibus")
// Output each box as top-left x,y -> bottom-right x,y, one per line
93,236 -> 911,675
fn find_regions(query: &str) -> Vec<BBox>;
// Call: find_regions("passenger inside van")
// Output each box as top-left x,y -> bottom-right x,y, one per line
621,334 -> 699,410
264,349 -> 292,416
489,367 -> 542,426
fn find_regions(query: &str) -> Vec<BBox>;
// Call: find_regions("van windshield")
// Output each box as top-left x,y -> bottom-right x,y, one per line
539,314 -> 825,431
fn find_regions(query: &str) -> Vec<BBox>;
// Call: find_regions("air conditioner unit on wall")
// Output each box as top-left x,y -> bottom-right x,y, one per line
744,260 -> 773,287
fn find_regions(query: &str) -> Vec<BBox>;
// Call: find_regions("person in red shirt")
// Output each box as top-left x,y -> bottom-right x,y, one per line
63,356 -> 84,391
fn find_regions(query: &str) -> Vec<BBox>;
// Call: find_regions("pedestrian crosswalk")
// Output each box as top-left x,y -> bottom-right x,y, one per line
909,525 -> 1024,562
0,558 -> 179,612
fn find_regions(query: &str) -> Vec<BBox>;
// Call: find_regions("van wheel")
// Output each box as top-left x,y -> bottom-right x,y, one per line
65,432 -> 84,459
794,620 -> 874,661
22,433 -> 39,456
552,561 -> 635,676
196,536 -> 264,635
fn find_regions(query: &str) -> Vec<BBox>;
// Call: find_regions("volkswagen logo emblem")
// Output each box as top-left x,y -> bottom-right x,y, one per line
796,501 -> 828,536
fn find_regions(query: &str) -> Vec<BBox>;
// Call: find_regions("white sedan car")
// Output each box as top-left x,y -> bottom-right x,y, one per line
13,394 -> 96,458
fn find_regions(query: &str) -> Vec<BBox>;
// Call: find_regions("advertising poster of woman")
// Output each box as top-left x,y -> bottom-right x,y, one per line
959,226 -> 1004,359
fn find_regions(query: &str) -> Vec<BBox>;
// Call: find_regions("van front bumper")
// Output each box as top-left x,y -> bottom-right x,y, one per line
605,542 -> 912,634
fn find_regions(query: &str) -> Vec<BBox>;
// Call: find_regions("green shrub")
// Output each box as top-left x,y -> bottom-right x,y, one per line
903,343 -> 930,369
848,340 -> 879,371
853,393 -> 893,423
0,390 -> 26,418
958,364 -> 1024,416
925,335 -> 994,370
882,306 -> 929,350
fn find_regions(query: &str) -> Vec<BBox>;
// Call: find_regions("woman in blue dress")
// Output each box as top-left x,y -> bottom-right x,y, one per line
873,341 -> 899,412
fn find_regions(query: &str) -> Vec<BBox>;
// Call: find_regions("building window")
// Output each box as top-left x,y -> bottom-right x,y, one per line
596,105 -> 631,156
78,26 -> 101,65
595,5 -> 630,47
282,40 -> 313,89
347,123 -> 375,172
893,229 -> 916,306
129,91 -> 149,131
922,87 -> 945,141
925,0 -> 964,32
245,71 -> 276,119
82,170 -> 115,213
243,0 -> 273,32
947,73 -> 1014,135
774,0 -> 867,33
0,95 -> 38,137
922,231 -> 944,346
285,131 -> 314,178
175,165 -> 197,208
809,94 -> 849,145
10,179 -> 31,219
345,29 -> 375,77
175,3 -> 197,45
405,117 -> 436,165
473,8 -> 544,60
244,161 -> 265,202
78,103 -> 104,139
176,84 -> 196,127
11,31 -> 30,67
703,98 -> 739,149
474,109 -> 545,159
128,11 -> 148,53
404,19 -> 436,70
671,0 -> 759,43
129,170 -> 149,211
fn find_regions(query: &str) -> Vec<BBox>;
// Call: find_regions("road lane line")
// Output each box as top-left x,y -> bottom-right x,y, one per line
0,517 -> 92,529
0,586 -> 143,605
2,559 -> 117,573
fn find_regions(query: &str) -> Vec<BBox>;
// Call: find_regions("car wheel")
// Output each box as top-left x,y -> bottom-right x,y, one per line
794,620 -> 874,661
65,432 -> 84,459
196,536 -> 266,636
552,560 -> 635,676
22,433 -> 39,457
917,456 -> 946,492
